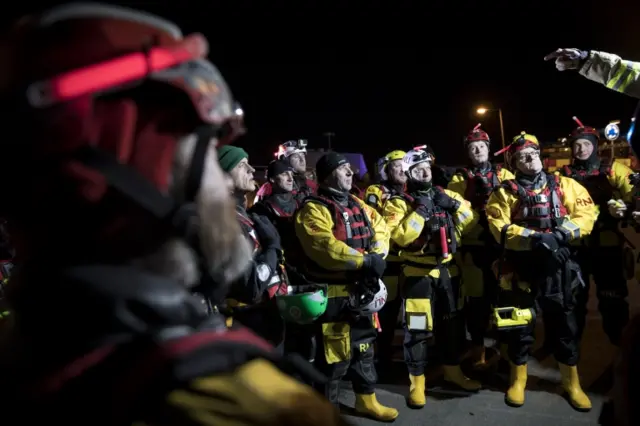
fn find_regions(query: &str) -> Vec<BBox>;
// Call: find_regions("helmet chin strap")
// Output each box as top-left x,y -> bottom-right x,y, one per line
73,124 -> 224,310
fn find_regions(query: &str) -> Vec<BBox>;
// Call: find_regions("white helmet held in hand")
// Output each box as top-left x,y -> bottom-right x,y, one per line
349,279 -> 387,314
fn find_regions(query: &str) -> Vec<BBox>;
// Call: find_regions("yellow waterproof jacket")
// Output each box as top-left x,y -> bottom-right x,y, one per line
557,161 -> 634,247
383,189 -> 478,268
486,175 -> 597,251
448,166 -> 515,245
294,195 -> 389,272
579,50 -> 640,98
556,161 -> 634,213
364,183 -> 405,264
158,358 -> 348,426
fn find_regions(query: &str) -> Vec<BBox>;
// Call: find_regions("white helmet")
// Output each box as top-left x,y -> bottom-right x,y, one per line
276,139 -> 308,159
349,279 -> 387,314
401,145 -> 432,173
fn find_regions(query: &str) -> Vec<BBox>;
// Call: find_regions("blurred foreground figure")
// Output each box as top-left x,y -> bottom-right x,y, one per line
0,3 -> 348,425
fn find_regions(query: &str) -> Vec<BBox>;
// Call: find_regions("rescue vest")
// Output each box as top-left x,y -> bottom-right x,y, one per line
293,175 -> 318,203
393,187 -> 457,258
237,210 -> 261,253
561,164 -> 614,208
236,210 -> 287,299
502,173 -> 568,232
258,195 -> 302,266
262,194 -> 299,219
304,194 -> 374,253
255,176 -> 317,204
458,165 -> 501,211
300,194 -> 375,283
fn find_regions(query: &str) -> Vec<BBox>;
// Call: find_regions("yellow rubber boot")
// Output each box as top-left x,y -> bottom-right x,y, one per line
407,374 -> 426,408
354,393 -> 399,422
443,365 -> 481,391
558,363 -> 592,411
505,363 -> 527,407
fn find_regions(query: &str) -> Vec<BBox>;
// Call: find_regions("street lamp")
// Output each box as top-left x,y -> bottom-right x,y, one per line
476,106 -> 506,149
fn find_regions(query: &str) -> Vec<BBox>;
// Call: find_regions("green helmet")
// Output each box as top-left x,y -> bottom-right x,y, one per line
276,285 -> 327,324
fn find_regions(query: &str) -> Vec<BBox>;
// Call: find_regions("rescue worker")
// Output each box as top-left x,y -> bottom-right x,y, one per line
0,5 -> 347,425
255,139 -> 318,203
364,150 -> 407,371
383,147 -> 481,409
558,117 -> 634,346
295,152 -> 399,421
250,159 -> 315,362
251,158 -> 300,261
544,48 -> 640,226
486,132 -> 596,411
366,151 -> 407,212
448,124 -> 515,368
218,146 -> 288,347
545,48 -> 640,98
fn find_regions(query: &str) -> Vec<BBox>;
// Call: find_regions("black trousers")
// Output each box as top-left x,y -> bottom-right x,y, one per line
501,288 -> 579,366
575,246 -> 629,346
376,261 -> 403,368
402,268 -> 466,376
314,315 -> 378,404
461,246 -> 500,346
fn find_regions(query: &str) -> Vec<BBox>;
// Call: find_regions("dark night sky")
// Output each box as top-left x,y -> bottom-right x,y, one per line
7,1 -> 640,166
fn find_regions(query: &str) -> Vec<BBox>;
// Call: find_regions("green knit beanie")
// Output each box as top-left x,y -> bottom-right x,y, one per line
217,145 -> 249,172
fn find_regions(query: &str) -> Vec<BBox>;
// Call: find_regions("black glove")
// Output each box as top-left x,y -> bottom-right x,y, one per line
250,213 -> 281,250
433,191 -> 460,212
362,253 -> 386,279
414,196 -> 434,219
531,232 -> 561,252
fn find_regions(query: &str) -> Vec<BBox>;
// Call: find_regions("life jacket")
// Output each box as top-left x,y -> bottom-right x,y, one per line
262,194 -> 299,219
561,163 -> 614,209
293,175 -> 318,202
393,187 -> 458,258
301,194 -> 374,282
236,209 -> 287,299
502,173 -> 568,232
458,165 -> 501,212
237,210 -> 261,253
255,177 -> 317,204
258,194 -> 301,265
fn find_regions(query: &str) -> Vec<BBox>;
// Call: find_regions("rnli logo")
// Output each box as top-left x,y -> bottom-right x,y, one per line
605,123 -> 620,141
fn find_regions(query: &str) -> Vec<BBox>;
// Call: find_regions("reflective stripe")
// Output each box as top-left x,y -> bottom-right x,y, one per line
559,220 -> 581,239
455,209 -> 471,223
607,60 -> 640,92
408,217 -> 423,232
371,240 -> 388,257
521,228 -> 534,237
268,274 -> 281,286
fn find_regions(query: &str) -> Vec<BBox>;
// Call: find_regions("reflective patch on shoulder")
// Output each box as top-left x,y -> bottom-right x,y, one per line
257,263 -> 271,282
367,194 -> 379,205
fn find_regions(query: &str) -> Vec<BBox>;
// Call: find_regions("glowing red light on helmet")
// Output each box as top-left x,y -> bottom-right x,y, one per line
26,33 -> 208,108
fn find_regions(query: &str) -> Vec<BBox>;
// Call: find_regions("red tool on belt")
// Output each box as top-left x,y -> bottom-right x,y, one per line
440,226 -> 449,258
